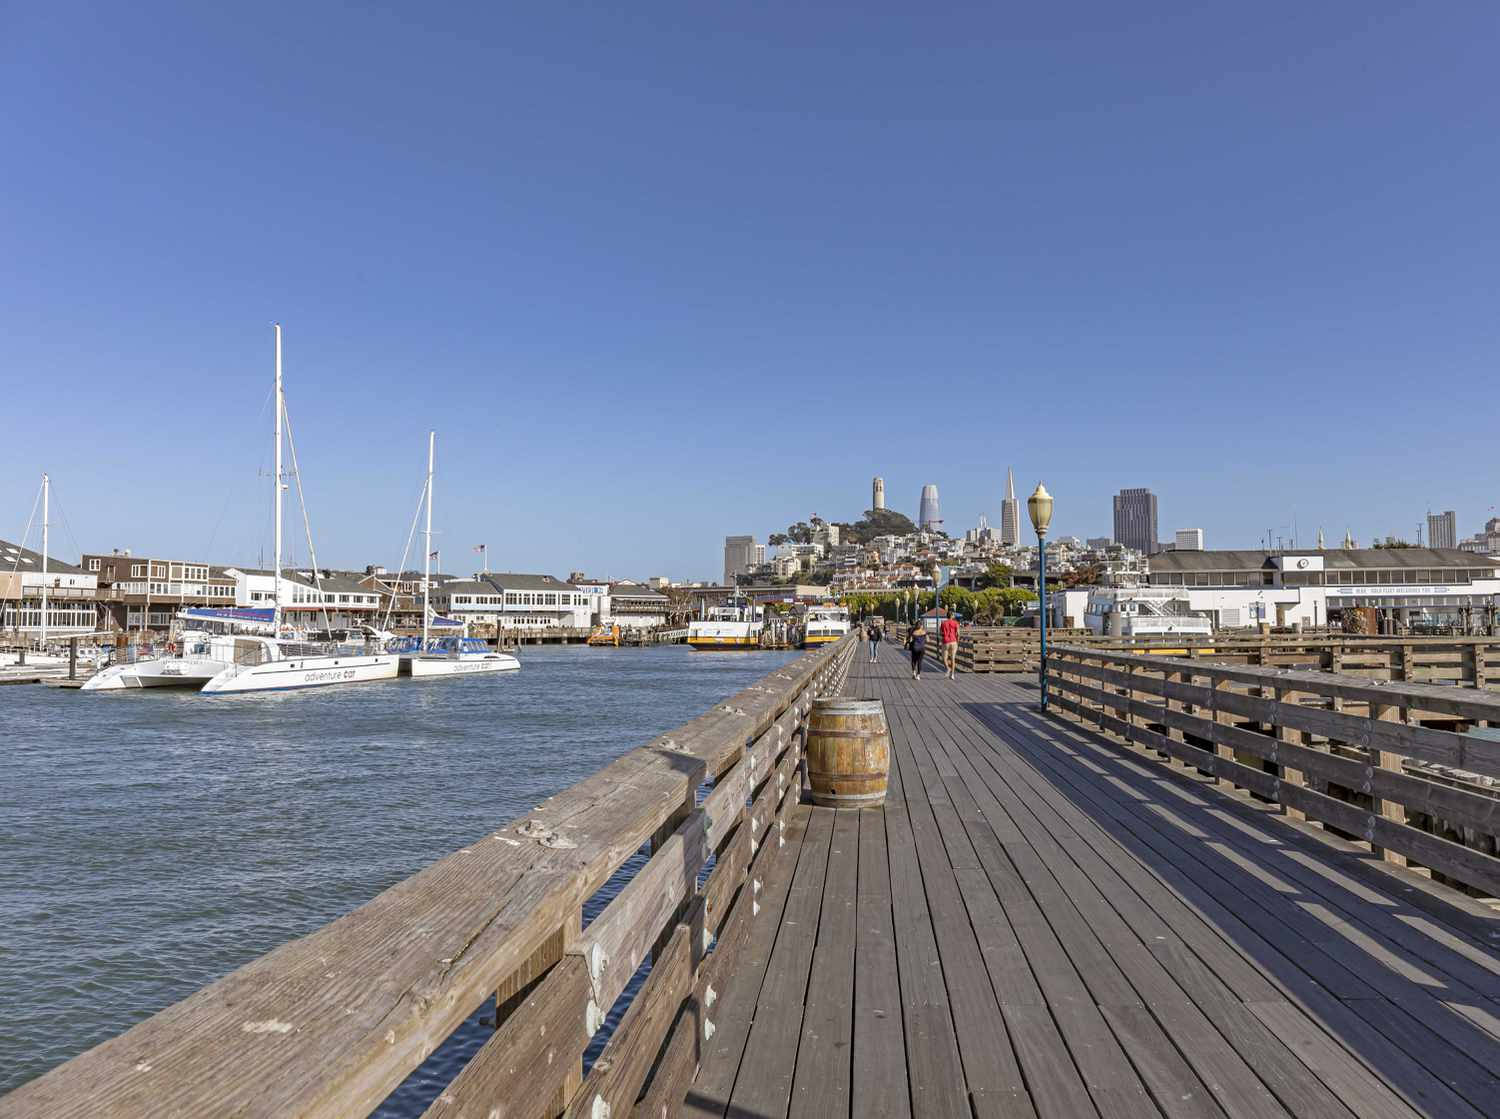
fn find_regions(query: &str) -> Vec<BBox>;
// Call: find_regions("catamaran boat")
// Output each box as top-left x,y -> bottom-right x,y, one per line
687,600 -> 765,651
403,631 -> 519,676
81,607 -> 275,690
397,432 -> 520,678
801,604 -> 851,647
199,325 -> 399,694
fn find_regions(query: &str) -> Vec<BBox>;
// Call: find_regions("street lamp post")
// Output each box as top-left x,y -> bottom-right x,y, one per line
1027,483 -> 1054,712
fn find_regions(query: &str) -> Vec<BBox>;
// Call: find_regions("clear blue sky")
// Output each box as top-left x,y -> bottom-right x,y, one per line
4,3 -> 1496,577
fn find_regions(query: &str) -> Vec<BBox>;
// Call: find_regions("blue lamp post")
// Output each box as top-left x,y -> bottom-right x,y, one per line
1028,483 -> 1054,711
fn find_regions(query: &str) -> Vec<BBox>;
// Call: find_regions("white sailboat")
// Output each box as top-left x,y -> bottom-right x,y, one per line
401,431 -> 518,678
200,325 -> 399,694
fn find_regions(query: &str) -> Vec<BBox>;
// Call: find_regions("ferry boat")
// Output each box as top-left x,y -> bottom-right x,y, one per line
687,600 -> 764,651
398,432 -> 519,678
200,325 -> 399,694
801,604 -> 850,647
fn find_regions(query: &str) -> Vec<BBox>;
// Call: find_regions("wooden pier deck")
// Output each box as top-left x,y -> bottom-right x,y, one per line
685,654 -> 1500,1119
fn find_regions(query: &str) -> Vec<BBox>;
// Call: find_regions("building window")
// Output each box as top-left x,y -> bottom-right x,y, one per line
88,558 -> 101,571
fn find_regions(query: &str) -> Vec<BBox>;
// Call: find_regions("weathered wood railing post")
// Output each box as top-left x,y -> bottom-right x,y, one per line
1370,700 -> 1408,867
1212,675 -> 1235,788
1274,684 -> 1306,822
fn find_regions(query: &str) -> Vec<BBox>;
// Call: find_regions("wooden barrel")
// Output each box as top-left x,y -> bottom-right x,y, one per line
805,697 -> 890,809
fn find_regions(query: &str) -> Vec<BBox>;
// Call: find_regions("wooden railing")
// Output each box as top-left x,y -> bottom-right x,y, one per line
1047,644 -> 1500,898
953,626 -> 1500,689
0,635 -> 857,1118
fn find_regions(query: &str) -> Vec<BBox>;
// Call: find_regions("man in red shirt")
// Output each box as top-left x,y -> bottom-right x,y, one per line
939,614 -> 960,679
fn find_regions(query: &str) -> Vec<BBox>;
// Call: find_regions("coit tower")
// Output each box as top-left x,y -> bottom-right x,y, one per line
872,476 -> 885,511
919,484 -> 941,531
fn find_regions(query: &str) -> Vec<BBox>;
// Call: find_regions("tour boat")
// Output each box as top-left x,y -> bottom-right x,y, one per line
200,325 -> 399,694
687,601 -> 765,651
801,604 -> 851,647
398,432 -> 520,678
404,633 -> 518,676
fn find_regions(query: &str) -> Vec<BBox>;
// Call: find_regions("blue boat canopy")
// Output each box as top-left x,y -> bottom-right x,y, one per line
182,607 -> 276,625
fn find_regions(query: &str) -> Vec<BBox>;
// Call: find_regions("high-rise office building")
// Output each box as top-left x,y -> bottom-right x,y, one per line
872,476 -> 885,511
918,484 -> 941,531
1000,468 -> 1021,545
1174,528 -> 1204,551
1113,488 -> 1159,554
1428,510 -> 1457,550
723,535 -> 756,585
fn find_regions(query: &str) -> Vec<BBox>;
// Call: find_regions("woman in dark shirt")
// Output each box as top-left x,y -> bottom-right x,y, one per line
907,623 -> 926,680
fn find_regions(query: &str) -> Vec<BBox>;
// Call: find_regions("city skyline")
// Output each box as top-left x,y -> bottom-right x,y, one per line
4,6 -> 1498,579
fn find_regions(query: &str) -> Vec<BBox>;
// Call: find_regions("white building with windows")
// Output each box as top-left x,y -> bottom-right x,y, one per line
1143,548 -> 1500,632
0,539 -> 98,639
440,573 -> 590,630
224,568 -> 383,630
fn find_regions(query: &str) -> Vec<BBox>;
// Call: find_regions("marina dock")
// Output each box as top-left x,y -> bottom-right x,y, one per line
5,634 -> 1500,1117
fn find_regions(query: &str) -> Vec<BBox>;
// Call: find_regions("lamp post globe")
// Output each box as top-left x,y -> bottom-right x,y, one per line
1027,483 -> 1053,538
1028,483 -> 1053,712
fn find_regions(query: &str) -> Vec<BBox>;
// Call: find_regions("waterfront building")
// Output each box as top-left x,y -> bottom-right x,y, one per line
1000,469 -> 1021,546
1428,510 -> 1457,550
919,484 -> 941,532
872,476 -> 885,511
1143,548 -> 1500,631
723,535 -> 756,586
0,538 -> 98,638
83,550 -> 238,631
1113,488 -> 1159,554
439,573 -> 590,630
1174,528 -> 1204,551
606,582 -> 669,629
223,568 -> 384,630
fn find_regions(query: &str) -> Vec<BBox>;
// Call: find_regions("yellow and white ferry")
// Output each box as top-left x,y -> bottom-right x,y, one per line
801,604 -> 851,647
687,601 -> 764,651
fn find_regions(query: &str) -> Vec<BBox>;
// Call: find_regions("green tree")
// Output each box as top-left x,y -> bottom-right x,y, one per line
977,562 -> 1013,590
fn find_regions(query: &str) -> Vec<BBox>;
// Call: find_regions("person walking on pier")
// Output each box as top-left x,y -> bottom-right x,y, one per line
939,612 -> 959,679
906,622 -> 926,680
866,619 -> 882,662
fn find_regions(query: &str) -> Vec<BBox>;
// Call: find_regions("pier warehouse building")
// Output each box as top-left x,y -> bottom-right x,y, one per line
1145,548 -> 1500,632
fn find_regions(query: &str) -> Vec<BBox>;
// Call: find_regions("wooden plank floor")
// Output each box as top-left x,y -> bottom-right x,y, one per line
682,655 -> 1500,1119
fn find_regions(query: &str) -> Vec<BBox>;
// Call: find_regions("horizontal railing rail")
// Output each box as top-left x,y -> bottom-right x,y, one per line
1047,644 -> 1500,898
1,634 -> 856,1118
951,626 -> 1500,686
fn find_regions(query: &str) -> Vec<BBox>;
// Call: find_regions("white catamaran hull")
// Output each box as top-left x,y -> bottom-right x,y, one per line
81,658 -> 227,691
402,653 -> 519,677
200,654 -> 399,693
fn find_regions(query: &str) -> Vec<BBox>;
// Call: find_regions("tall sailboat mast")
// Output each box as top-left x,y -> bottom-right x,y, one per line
40,472 -> 49,650
422,431 -> 434,648
273,324 -> 284,633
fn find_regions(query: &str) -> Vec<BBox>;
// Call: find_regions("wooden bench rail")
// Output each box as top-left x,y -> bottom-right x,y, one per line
0,636 -> 857,1119
1048,644 -> 1500,898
